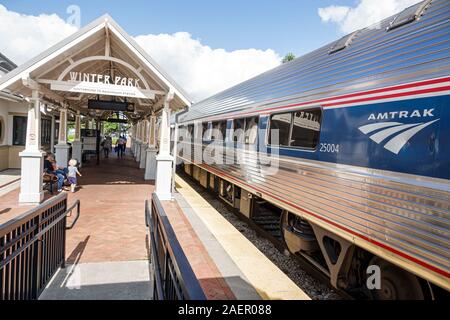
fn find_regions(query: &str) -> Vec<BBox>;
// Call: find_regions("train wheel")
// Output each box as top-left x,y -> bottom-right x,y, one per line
368,257 -> 425,300
280,210 -> 318,254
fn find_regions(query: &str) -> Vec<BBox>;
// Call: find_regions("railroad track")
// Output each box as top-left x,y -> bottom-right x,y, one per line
178,171 -> 351,300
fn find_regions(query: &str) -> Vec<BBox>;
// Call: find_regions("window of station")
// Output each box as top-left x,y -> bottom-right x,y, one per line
268,107 -> 322,149
13,116 -> 27,146
41,118 -> 52,146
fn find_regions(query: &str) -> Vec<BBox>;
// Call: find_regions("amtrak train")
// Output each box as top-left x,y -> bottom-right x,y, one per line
175,0 -> 450,299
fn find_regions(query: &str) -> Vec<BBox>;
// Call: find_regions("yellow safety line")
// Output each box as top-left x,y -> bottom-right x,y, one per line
175,175 -> 311,300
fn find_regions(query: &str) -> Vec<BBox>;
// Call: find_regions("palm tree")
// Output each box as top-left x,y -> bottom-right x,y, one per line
282,52 -> 296,63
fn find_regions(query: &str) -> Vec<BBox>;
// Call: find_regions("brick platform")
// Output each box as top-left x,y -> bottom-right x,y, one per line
65,154 -> 153,264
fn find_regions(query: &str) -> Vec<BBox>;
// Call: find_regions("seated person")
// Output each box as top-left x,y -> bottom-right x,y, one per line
44,153 -> 67,192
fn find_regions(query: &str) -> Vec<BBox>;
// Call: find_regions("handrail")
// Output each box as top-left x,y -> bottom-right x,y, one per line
0,194 -> 71,300
146,193 -> 206,300
145,200 -> 164,299
0,192 -> 67,233
0,195 -> 82,300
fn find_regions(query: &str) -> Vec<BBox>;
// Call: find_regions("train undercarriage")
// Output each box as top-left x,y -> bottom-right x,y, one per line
179,162 -> 447,300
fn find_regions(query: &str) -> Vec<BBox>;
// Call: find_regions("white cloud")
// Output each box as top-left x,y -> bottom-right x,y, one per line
318,0 -> 420,34
0,5 -> 281,102
0,5 -> 77,66
318,6 -> 350,24
134,32 -> 280,101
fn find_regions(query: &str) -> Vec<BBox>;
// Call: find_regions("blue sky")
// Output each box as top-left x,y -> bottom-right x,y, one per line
1,0 -> 354,57
0,0 -> 418,100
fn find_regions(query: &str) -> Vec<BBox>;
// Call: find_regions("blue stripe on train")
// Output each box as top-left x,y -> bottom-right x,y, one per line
262,95 -> 450,180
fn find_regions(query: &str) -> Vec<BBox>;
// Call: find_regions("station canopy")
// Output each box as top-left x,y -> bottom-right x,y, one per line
0,14 -> 191,120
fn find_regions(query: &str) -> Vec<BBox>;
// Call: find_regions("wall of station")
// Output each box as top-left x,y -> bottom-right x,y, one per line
0,98 -> 28,170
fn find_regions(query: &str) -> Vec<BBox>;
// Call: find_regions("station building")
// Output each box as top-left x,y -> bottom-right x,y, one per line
0,52 -> 32,171
0,14 -> 191,203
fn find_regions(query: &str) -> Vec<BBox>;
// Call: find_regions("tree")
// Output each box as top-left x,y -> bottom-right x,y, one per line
282,52 -> 296,63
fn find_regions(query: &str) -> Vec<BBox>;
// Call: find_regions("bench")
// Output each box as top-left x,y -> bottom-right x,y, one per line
43,173 -> 58,194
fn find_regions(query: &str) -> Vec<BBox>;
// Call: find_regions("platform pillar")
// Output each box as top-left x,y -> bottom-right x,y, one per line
19,89 -> 44,204
72,111 -> 82,167
55,106 -> 70,167
145,115 -> 157,180
155,94 -> 174,200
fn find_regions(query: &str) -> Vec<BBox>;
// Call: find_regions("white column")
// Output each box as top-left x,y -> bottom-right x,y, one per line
55,106 -> 70,167
72,110 -> 82,167
50,114 -> 55,154
131,124 -> 135,155
139,119 -> 148,169
135,121 -> 142,162
130,125 -> 135,155
155,93 -> 174,200
145,115 -> 158,180
19,89 -> 45,204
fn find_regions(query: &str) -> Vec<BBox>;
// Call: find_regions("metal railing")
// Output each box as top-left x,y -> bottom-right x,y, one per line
145,194 -> 205,300
0,193 -> 81,300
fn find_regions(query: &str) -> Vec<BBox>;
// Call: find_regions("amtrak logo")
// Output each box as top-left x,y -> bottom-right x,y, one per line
358,119 -> 439,155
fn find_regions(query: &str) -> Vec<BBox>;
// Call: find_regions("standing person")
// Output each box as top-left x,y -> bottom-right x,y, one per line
117,136 -> 125,158
106,136 -> 112,157
101,136 -> 112,158
67,159 -> 82,193
122,135 -> 127,155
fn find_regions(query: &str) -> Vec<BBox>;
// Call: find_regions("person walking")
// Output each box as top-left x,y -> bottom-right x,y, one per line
101,136 -> 112,158
67,159 -> 82,193
117,135 -> 126,158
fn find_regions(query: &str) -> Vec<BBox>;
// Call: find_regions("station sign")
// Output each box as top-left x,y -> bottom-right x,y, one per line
50,72 -> 154,99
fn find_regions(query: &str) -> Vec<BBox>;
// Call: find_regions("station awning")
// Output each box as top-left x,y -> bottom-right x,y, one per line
0,14 -> 191,118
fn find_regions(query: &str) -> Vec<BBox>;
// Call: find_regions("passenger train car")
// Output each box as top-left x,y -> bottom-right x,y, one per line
175,0 -> 450,299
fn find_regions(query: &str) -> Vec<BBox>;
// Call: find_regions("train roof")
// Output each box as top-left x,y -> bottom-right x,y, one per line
179,0 -> 449,123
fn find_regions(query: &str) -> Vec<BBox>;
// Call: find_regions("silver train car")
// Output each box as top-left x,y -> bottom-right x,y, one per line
175,0 -> 450,299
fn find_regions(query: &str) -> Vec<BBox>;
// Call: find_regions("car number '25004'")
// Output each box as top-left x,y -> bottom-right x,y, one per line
320,143 -> 340,153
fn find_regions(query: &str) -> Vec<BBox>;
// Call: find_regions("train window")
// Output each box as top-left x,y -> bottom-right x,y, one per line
290,108 -> 322,149
194,122 -> 202,141
269,113 -> 292,146
244,117 -> 258,144
233,118 -> 245,143
178,125 -> 186,142
387,0 -> 431,31
187,124 -> 194,142
211,121 -> 226,141
202,122 -> 211,140
219,121 -> 227,141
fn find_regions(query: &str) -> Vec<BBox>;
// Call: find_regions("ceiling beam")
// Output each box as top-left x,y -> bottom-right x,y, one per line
21,75 -> 65,105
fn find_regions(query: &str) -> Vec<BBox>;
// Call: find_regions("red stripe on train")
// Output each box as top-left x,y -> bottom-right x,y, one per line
203,76 -> 450,121
196,162 -> 450,279
324,85 -> 450,107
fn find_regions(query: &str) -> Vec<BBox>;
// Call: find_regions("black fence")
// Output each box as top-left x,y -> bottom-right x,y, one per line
0,193 -> 80,300
146,194 -> 205,300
